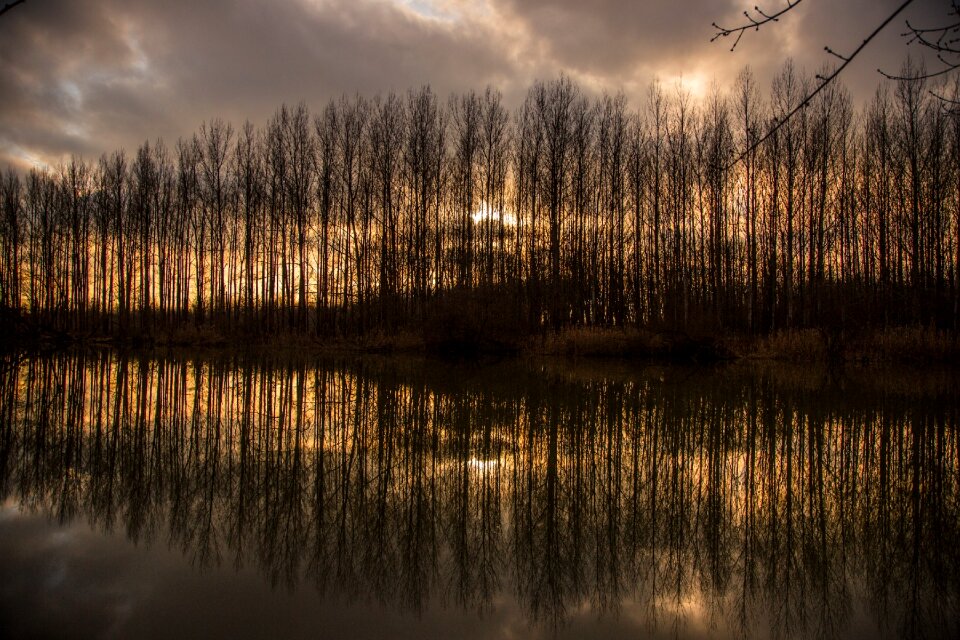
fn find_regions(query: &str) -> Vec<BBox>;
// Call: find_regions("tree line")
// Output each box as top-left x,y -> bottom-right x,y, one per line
1,61 -> 959,340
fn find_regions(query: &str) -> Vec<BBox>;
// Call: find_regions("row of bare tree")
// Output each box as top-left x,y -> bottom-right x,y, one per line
1,62 -> 958,338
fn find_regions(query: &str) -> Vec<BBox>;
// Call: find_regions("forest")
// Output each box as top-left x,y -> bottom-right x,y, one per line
1,61 -> 958,347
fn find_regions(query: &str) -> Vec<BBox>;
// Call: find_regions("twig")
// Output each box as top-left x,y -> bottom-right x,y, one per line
878,1 -> 959,81
712,1 -> 805,51
930,88 -> 960,114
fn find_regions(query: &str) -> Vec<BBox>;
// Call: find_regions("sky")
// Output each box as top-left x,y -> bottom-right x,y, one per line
0,0 -> 953,172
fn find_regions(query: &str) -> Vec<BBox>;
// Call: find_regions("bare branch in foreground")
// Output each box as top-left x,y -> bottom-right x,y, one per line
0,0 -> 26,18
879,0 -> 959,84
712,1 -> 805,51
720,0 -> 917,169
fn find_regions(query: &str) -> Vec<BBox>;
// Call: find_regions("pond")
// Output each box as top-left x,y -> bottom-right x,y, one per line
0,352 -> 957,639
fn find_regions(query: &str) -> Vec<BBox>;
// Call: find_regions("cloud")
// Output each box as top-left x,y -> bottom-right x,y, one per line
0,1 -> 139,166
0,0 -> 953,171
0,0 -> 517,170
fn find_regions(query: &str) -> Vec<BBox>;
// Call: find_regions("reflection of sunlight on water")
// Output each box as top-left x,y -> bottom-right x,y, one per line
467,457 -> 499,471
439,454 -> 513,475
0,501 -> 20,520
49,530 -> 76,546
620,591 -> 710,637
471,203 -> 517,227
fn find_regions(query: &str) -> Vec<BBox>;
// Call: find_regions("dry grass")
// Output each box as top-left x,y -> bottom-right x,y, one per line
532,327 -> 666,357
7,312 -> 958,366
359,330 -> 425,353
848,327 -> 960,364
736,329 -> 827,362
731,326 -> 960,364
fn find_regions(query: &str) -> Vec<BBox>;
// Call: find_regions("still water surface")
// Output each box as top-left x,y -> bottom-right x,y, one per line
0,352 -> 957,639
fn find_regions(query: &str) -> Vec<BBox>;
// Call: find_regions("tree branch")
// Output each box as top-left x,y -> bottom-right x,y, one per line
878,1 -> 959,82
0,0 -> 26,18
711,1 -> 805,51
723,0 -> 917,169
931,88 -> 960,104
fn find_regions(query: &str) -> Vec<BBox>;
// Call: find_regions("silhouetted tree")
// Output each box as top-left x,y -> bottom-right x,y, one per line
0,71 -> 957,342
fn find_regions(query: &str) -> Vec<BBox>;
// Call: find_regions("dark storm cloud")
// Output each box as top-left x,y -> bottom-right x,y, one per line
489,0 -> 953,95
0,0 -> 955,171
489,0 -> 741,75
784,0 -> 955,98
0,0 -> 145,165
133,0 -> 513,116
0,0 -> 516,170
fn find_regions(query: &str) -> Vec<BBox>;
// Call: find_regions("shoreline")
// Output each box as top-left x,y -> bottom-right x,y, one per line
2,323 -> 958,366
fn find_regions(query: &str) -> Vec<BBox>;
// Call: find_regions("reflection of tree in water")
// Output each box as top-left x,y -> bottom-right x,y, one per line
0,353 -> 957,638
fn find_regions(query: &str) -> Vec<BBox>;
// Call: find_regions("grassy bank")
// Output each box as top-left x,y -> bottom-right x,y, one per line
535,325 -> 960,364
3,316 -> 959,366
725,326 -> 960,364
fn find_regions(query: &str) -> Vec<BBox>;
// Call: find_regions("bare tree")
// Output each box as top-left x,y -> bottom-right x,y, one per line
450,91 -> 482,289
368,92 -> 404,327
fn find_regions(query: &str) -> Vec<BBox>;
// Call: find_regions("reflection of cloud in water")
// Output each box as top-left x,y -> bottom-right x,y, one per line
0,507 -> 531,640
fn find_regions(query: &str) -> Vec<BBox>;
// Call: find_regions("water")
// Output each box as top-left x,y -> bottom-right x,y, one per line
0,352 -> 957,639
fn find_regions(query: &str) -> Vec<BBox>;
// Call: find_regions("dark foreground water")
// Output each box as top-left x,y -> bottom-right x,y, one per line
0,352 -> 958,639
